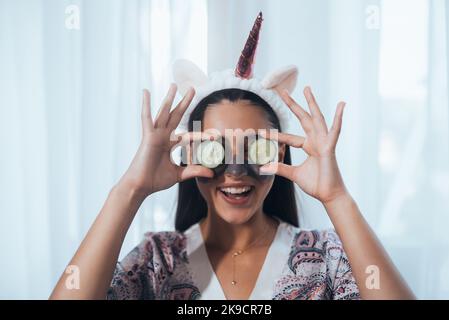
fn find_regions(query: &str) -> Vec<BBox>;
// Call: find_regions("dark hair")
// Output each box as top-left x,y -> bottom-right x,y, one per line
175,89 -> 299,232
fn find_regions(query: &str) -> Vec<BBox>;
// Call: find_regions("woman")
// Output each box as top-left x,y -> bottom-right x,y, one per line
50,13 -> 414,300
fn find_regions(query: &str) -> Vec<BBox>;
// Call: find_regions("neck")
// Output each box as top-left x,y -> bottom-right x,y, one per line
199,209 -> 279,252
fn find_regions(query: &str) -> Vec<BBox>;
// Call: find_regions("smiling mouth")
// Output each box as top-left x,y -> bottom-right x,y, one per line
217,186 -> 255,205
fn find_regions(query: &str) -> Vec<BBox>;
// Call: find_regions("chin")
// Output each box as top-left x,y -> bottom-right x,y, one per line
216,207 -> 256,225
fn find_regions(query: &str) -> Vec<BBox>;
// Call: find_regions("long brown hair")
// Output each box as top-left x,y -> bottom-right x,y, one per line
175,89 -> 299,232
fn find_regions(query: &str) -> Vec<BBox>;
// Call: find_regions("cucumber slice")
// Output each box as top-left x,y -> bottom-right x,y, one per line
248,138 -> 278,165
196,140 -> 225,168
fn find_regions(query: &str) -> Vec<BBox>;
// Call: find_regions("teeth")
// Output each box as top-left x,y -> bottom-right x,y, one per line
219,186 -> 252,194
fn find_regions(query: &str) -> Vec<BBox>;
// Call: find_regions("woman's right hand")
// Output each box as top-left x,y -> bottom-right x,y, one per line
117,84 -> 214,199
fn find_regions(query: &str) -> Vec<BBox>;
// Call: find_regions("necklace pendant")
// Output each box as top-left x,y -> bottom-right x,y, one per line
231,281 -> 237,285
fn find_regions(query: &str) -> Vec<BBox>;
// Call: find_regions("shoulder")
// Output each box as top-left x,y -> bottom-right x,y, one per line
120,230 -> 188,274
142,229 -> 187,254
108,230 -> 189,299
283,222 -> 339,247
291,227 -> 343,252
289,228 -> 359,300
287,226 -> 347,270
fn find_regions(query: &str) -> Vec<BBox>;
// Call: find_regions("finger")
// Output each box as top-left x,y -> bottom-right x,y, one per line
141,89 -> 153,133
178,144 -> 193,166
279,90 -> 313,133
177,165 -> 214,181
167,87 -> 195,129
259,162 -> 296,181
259,131 -> 305,148
154,83 -> 177,128
304,86 -> 328,133
330,102 -> 346,144
186,143 -> 193,165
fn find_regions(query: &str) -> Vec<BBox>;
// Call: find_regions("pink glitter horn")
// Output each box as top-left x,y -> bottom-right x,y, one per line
235,12 -> 263,79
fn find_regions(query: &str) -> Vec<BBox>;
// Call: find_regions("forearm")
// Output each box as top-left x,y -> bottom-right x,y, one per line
49,183 -> 146,299
323,194 -> 415,300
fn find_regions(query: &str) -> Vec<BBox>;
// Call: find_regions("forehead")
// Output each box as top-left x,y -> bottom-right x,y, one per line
201,100 -> 273,134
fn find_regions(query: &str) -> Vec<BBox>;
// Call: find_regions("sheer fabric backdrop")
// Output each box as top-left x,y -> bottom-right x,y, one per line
0,0 -> 448,299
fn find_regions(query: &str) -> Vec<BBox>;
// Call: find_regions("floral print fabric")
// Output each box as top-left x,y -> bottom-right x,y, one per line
107,221 -> 360,300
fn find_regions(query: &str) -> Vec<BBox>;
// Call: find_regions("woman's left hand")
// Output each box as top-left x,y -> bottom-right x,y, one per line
260,86 -> 349,205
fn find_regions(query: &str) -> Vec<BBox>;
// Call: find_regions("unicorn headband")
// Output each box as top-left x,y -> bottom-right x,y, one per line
172,12 -> 298,131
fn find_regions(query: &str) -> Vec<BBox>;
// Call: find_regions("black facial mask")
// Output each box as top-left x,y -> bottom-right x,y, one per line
193,134 -> 274,182
196,162 -> 273,184
214,163 -> 259,178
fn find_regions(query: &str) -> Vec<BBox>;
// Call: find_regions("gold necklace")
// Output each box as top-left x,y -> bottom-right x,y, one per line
230,221 -> 273,286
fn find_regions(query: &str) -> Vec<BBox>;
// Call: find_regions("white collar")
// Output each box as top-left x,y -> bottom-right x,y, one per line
184,218 -> 297,300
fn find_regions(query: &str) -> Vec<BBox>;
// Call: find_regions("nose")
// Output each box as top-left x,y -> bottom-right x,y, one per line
216,135 -> 260,178
225,135 -> 245,163
224,164 -> 249,178
224,144 -> 247,178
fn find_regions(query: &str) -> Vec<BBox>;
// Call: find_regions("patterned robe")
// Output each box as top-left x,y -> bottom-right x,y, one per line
107,218 -> 360,300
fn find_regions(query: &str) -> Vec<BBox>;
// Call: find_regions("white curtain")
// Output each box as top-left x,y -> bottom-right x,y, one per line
1,0 -> 448,299
208,0 -> 449,298
0,0 -> 207,299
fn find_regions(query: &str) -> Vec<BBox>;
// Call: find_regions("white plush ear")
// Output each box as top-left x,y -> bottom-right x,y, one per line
172,59 -> 209,95
261,65 -> 298,94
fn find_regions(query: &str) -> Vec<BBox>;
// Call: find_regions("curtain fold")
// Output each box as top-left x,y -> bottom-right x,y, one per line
207,0 -> 449,298
0,0 -> 207,299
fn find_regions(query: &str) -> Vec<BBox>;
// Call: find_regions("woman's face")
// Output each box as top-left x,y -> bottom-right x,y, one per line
195,100 -> 285,225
